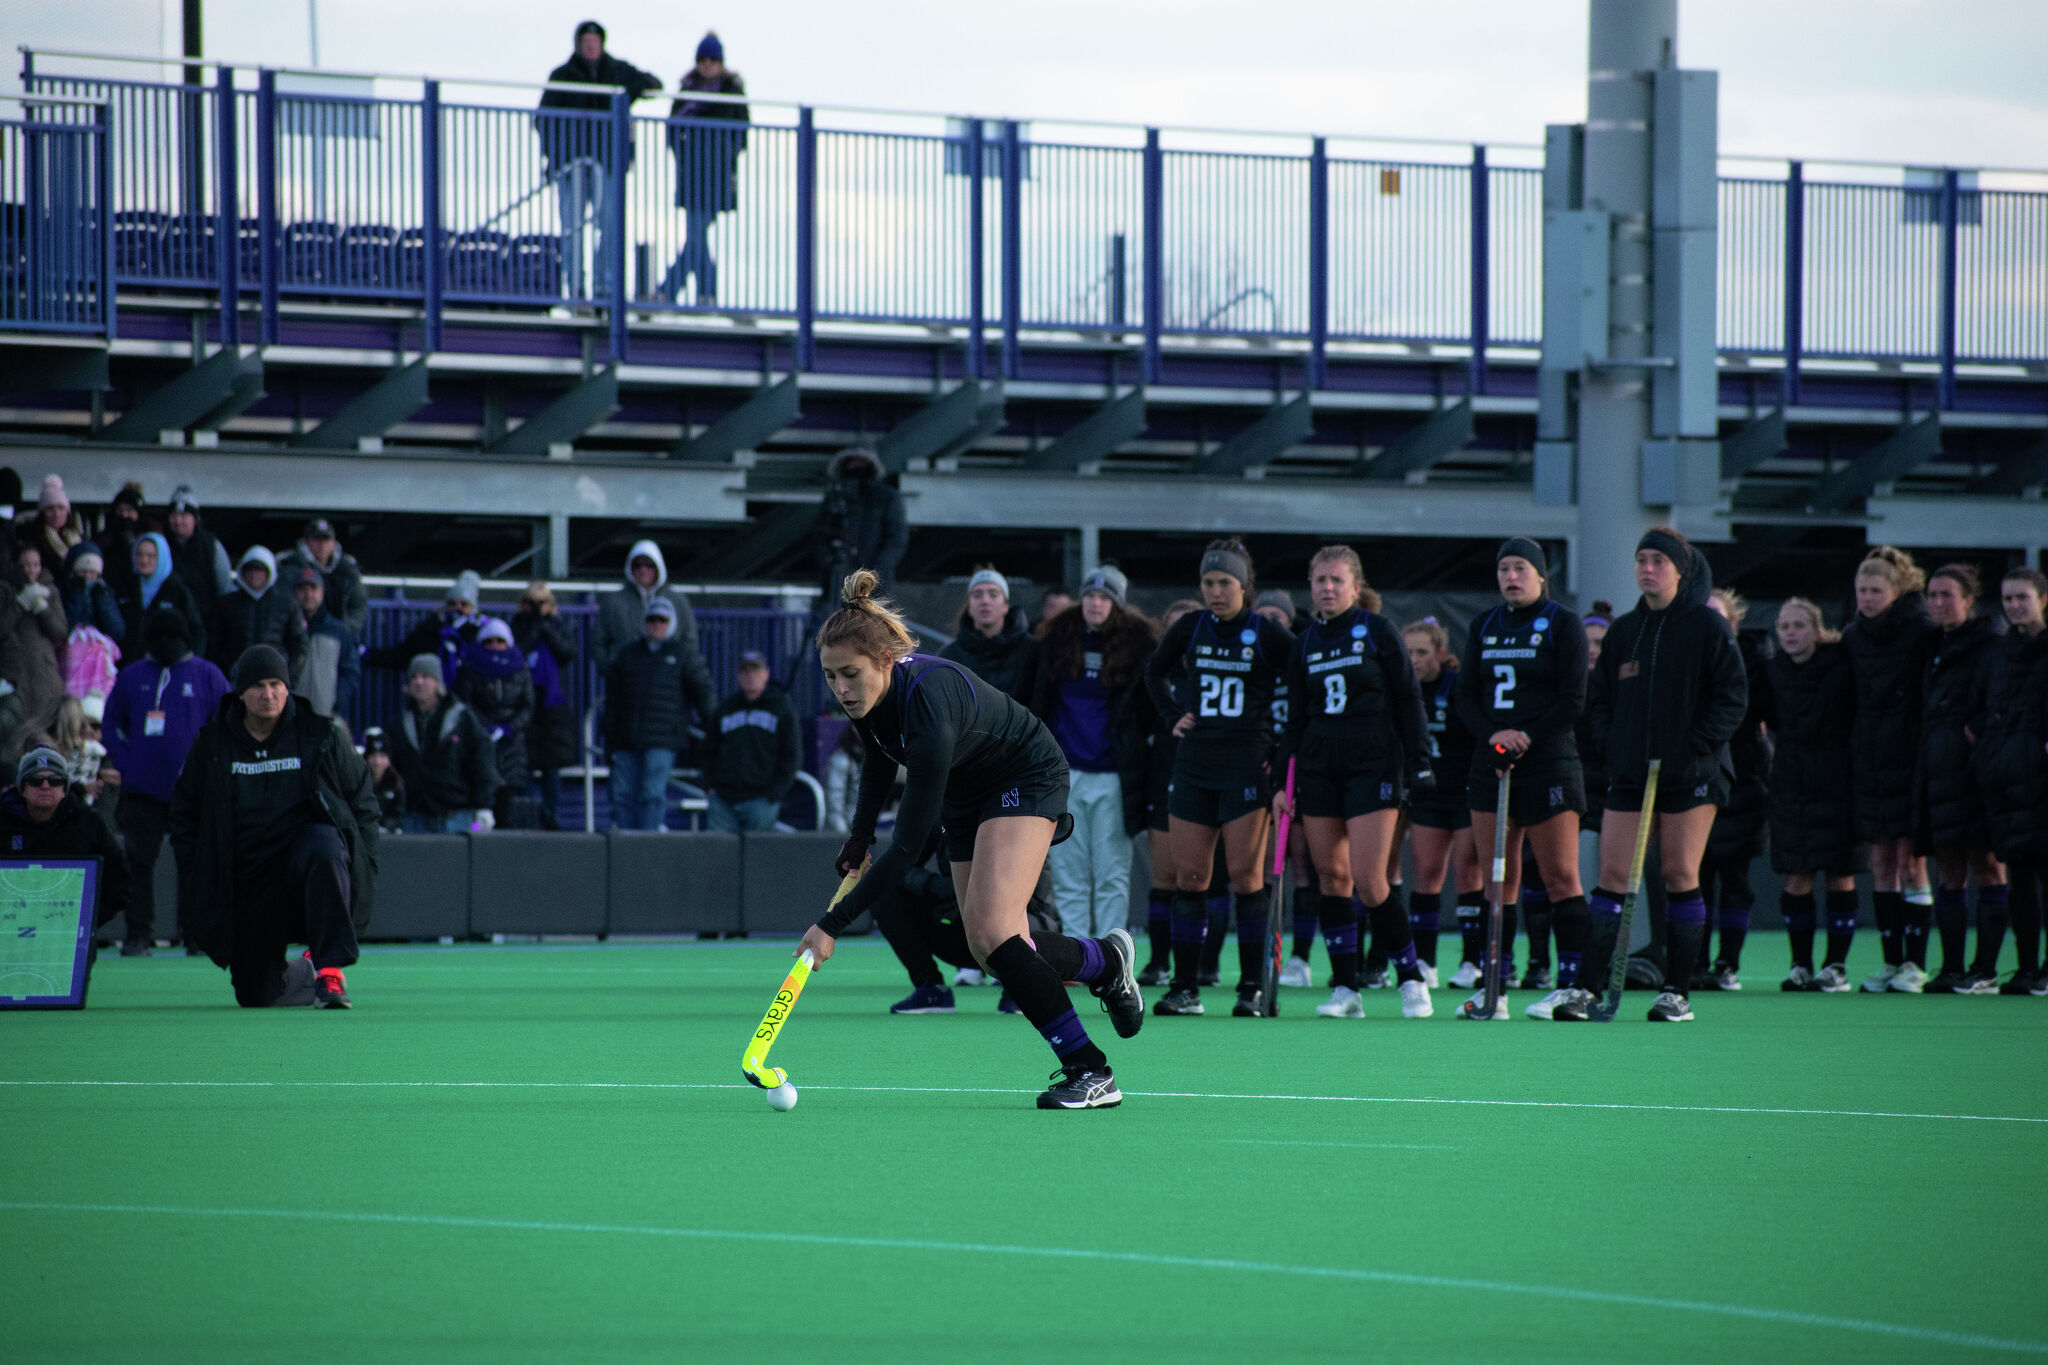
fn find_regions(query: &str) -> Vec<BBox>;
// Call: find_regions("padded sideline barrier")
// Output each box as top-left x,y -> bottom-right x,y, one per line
607,831 -> 741,934
364,835 -> 470,940
740,832 -> 849,934
469,832 -> 608,936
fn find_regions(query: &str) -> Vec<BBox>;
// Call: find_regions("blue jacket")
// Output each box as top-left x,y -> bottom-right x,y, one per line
103,652 -> 233,802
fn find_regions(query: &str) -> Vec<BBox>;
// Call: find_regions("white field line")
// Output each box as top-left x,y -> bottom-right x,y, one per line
2,1078 -> 2044,1125
0,1199 -> 2041,1356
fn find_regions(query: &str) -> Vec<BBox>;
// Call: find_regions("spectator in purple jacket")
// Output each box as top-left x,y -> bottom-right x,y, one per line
102,602 -> 231,954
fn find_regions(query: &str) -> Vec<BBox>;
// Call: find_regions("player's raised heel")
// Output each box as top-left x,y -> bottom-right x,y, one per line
1090,929 -> 1146,1039
1036,1066 -> 1121,1109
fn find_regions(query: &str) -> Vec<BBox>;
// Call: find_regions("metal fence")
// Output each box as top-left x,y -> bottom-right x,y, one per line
0,97 -> 111,334
16,51 -> 2048,395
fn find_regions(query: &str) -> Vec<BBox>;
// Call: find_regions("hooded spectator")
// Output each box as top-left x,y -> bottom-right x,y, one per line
168,645 -> 379,1007
391,654 -> 498,833
703,650 -> 799,833
0,539 -> 69,765
456,618 -> 535,823
367,570 -> 484,683
13,474 -> 85,567
209,545 -> 308,676
119,531 -> 206,659
603,597 -> 707,830
1,746 -> 130,938
513,581 -> 579,826
290,565 -> 360,721
657,31 -> 749,307
814,447 -> 908,596
276,517 -> 369,637
940,566 -> 1038,698
592,541 -> 714,709
103,602 -> 231,954
163,484 -> 234,601
59,542 -> 125,703
98,482 -> 150,602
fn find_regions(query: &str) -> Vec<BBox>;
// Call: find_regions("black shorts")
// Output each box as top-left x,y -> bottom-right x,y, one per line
1296,761 -> 1402,820
1408,797 -> 1471,832
942,768 -> 1069,864
1603,771 -> 1728,817
1468,760 -> 1585,827
1168,774 -> 1269,827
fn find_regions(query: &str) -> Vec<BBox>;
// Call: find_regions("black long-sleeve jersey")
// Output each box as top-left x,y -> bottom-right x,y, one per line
820,654 -> 1064,935
1144,607 -> 1294,778
1454,598 -> 1587,770
1422,663 -> 1478,787
1278,607 -> 1426,771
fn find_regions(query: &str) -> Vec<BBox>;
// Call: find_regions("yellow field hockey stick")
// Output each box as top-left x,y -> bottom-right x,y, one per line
740,862 -> 863,1088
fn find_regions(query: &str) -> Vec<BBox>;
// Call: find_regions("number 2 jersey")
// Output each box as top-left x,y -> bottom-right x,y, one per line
1276,607 -> 1426,775
1453,597 -> 1588,777
1144,606 -> 1294,786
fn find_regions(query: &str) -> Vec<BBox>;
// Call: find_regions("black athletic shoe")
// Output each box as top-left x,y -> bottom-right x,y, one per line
1646,989 -> 1693,1022
1090,929 -> 1145,1039
889,982 -> 957,1014
1154,986 -> 1203,1016
119,939 -> 151,958
1137,961 -> 1172,988
1036,1065 -> 1122,1109
276,955 -> 319,1008
1232,985 -> 1265,1017
1519,963 -> 1553,991
314,966 -> 352,1009
996,990 -> 1021,1014
1198,968 -> 1223,988
1923,969 -> 1968,995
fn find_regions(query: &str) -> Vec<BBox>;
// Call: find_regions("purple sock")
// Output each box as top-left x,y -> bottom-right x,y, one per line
1074,936 -> 1106,984
1038,1008 -> 1093,1060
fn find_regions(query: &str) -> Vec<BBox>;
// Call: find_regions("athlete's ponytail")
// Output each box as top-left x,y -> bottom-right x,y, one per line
1857,545 -> 1926,595
816,568 -> 918,663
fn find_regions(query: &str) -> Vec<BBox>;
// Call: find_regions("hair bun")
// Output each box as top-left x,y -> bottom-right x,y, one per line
840,568 -> 880,605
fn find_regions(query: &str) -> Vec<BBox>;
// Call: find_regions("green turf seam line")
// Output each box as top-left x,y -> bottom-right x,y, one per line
7,1079 -> 2044,1125
2,1200 -> 2042,1357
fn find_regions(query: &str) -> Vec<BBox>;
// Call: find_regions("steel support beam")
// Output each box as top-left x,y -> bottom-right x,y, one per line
0,346 -> 110,395
290,359 -> 430,450
671,375 -> 800,463
1868,494 -> 2048,551
23,445 -> 747,522
1803,414 -> 1940,513
94,347 -> 262,443
681,503 -> 821,580
1024,390 -> 1146,472
483,367 -> 619,457
1190,393 -> 1313,477
1968,432 -> 2048,497
1366,399 -> 1474,481
1719,409 -> 1788,479
876,382 -> 1002,474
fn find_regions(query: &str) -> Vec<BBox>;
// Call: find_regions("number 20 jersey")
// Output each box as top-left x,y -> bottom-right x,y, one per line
1147,607 -> 1294,782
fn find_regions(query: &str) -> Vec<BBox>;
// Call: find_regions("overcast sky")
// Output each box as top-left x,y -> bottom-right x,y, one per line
11,0 -> 2047,172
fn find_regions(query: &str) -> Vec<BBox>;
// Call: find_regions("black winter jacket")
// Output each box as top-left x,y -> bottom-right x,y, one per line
704,683 -> 801,804
536,51 -> 663,172
456,654 -> 535,787
119,574 -> 206,663
393,694 -> 499,818
815,452 -> 910,592
604,637 -> 706,754
0,788 -> 131,928
208,583 -> 308,678
940,606 -> 1040,699
1916,615 -> 2000,853
167,696 -> 379,963
1586,563 -> 1748,795
1707,630 -> 1774,857
1761,643 -> 1859,875
667,69 -> 749,213
513,611 -> 580,771
1843,592 -> 1937,842
1974,627 -> 2048,862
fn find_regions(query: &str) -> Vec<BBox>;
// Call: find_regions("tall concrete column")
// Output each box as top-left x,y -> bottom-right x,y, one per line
1576,0 -> 1675,611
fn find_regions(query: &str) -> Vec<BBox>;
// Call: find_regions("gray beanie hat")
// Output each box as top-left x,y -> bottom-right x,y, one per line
1078,565 -> 1128,608
407,654 -> 445,685
448,571 -> 482,607
16,746 -> 68,785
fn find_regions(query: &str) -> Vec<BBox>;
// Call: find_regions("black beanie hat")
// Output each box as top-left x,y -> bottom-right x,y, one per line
232,644 -> 291,694
1496,536 -> 1548,580
574,19 -> 605,42
143,601 -> 191,653
1636,527 -> 1692,575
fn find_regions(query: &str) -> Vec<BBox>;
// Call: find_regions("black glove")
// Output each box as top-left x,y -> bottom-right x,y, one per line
1490,743 -> 1517,773
835,828 -> 874,878
1407,762 -> 1437,796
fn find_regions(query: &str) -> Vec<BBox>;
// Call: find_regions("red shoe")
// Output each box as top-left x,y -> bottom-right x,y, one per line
315,967 -> 352,1009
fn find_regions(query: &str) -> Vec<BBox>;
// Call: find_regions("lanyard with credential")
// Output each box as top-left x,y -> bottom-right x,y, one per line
143,668 -> 173,738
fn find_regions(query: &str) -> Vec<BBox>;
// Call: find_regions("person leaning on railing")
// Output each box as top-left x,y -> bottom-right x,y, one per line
537,19 -> 664,299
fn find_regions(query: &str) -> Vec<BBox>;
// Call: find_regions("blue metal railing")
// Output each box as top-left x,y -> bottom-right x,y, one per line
0,96 -> 112,335
16,51 -> 2048,402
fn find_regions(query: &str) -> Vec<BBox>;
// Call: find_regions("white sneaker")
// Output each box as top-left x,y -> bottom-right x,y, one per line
1860,963 -> 1899,993
1316,985 -> 1364,1018
1816,963 -> 1852,993
1449,960 -> 1482,989
1399,979 -> 1433,1018
1525,987 -> 1574,1020
1279,956 -> 1314,989
954,967 -> 987,987
1420,962 -> 1439,989
1455,989 -> 1508,1020
1887,961 -> 1928,993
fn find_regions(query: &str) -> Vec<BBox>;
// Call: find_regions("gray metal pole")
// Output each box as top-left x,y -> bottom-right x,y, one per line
1577,0 -> 1676,612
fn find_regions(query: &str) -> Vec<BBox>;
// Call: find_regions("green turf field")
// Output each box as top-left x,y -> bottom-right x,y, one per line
4,934 -> 2045,1364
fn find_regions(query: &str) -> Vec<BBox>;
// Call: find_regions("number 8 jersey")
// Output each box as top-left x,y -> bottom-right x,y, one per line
1453,596 -> 1589,773
1144,606 -> 1294,778
1277,606 -> 1426,771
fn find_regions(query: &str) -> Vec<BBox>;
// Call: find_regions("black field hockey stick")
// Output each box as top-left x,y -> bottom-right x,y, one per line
1591,758 -> 1661,1023
1479,750 -> 1511,1019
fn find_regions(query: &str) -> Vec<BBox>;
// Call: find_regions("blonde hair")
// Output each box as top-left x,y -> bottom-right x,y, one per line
1402,617 -> 1460,670
816,569 -> 917,664
1856,545 -> 1925,595
1710,587 -> 1747,626
1308,545 -> 1380,613
51,695 -> 86,756
1776,597 -> 1839,644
